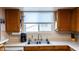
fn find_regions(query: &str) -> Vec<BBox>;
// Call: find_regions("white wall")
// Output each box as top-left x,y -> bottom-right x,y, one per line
0,8 -> 5,19
0,8 -> 9,41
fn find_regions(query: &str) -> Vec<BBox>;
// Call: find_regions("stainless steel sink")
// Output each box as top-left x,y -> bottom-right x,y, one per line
27,39 -> 50,44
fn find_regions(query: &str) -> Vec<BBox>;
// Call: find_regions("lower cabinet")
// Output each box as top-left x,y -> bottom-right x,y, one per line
0,44 -> 5,51
24,45 -> 74,51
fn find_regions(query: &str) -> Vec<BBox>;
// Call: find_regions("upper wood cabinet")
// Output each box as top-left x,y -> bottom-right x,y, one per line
76,8 -> 79,33
56,8 -> 79,33
56,9 -> 72,32
71,8 -> 79,33
71,8 -> 76,32
5,9 -> 20,32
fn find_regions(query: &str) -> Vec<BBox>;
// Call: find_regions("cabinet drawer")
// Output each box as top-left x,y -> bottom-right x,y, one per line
54,45 -> 69,49
39,46 -> 52,51
24,46 -> 40,51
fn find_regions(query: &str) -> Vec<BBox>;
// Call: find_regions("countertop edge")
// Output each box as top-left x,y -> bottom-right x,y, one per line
5,41 -> 79,51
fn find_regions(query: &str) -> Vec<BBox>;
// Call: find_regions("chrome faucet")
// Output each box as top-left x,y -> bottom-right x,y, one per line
35,34 -> 41,44
38,34 -> 40,40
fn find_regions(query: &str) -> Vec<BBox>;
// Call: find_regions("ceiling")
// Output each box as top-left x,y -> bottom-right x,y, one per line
4,7 -> 75,11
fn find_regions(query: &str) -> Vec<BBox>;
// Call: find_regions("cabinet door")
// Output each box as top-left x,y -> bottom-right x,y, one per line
5,9 -> 20,32
24,46 -> 70,51
71,8 -> 79,33
57,9 -> 72,32
71,9 -> 76,32
24,46 -> 40,51
76,8 -> 79,32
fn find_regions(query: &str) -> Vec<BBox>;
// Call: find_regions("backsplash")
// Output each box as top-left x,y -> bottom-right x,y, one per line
26,32 -> 71,41
6,32 -> 71,44
1,23 -> 9,41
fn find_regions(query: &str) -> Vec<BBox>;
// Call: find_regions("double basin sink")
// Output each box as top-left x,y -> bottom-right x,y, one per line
27,39 -> 50,44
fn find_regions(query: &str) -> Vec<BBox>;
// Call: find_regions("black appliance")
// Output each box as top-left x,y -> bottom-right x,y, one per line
71,33 -> 75,38
20,33 -> 27,42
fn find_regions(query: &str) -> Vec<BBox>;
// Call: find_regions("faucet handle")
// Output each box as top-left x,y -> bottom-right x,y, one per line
46,38 -> 50,44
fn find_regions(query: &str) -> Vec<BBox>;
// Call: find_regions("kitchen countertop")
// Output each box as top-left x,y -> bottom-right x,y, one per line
5,41 -> 79,51
0,39 -> 9,44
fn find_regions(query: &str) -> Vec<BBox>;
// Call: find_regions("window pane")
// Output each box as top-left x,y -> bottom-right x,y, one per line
38,12 -> 53,22
24,12 -> 54,22
24,24 -> 38,32
39,24 -> 52,31
24,12 -> 38,22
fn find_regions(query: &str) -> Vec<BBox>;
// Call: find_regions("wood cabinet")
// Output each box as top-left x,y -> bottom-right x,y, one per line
0,44 -> 5,51
56,8 -> 79,33
5,9 -> 20,32
24,45 -> 71,51
76,8 -> 79,32
71,8 -> 79,33
56,9 -> 72,32
71,9 -> 76,32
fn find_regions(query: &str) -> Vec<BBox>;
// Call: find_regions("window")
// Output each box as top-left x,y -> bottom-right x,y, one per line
24,12 -> 54,32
